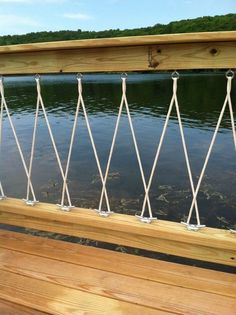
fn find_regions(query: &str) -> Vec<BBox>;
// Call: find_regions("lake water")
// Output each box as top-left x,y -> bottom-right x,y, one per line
1,72 -> 236,230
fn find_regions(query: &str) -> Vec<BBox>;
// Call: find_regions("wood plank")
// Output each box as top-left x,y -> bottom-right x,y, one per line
0,32 -> 236,74
1,245 -> 236,308
0,249 -> 235,315
0,198 -> 235,266
0,247 -> 191,310
0,31 -> 236,53
0,270 -> 170,315
0,230 -> 236,299
0,298 -> 49,315
149,41 -> 236,70
0,45 -> 149,74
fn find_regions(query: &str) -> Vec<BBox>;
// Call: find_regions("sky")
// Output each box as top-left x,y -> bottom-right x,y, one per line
0,0 -> 235,36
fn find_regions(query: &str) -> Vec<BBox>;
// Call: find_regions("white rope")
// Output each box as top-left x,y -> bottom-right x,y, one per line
226,71 -> 236,150
60,75 -> 110,213
122,77 -> 153,221
25,85 -> 40,205
0,81 -> 5,199
34,76 -> 72,209
186,70 -> 235,227
141,72 -> 200,226
174,77 -> 201,226
0,77 -> 36,202
59,80 -> 81,209
99,74 -> 154,220
97,78 -> 124,214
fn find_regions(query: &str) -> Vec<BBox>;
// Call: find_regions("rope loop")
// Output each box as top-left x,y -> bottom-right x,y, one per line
0,78 -> 5,100
76,73 -> 83,80
121,73 -> 127,94
226,69 -> 234,79
35,75 -> 41,94
77,73 -> 83,94
172,71 -> 180,79
35,74 -> 41,81
226,72 -> 233,95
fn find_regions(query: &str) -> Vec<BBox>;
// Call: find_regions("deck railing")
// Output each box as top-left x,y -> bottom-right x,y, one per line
0,31 -> 236,266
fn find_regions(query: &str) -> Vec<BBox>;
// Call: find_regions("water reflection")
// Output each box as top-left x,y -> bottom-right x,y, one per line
1,72 -> 236,229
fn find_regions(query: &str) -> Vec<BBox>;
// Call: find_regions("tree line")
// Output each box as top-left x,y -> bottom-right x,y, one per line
0,13 -> 235,45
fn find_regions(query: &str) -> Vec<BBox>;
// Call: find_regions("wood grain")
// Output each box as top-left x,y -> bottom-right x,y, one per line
0,270 -> 170,315
0,298 -> 49,315
0,236 -> 235,314
1,230 -> 236,298
0,32 -> 236,74
0,31 -> 236,53
0,198 -> 235,266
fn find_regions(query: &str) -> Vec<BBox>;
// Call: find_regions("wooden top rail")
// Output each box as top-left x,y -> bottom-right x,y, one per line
0,198 -> 235,266
0,31 -> 236,74
1,31 -> 236,53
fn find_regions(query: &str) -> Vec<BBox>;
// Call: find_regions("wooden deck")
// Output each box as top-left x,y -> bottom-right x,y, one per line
0,229 -> 235,315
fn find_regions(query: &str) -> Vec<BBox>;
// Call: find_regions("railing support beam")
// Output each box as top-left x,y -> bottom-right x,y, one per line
0,198 -> 235,266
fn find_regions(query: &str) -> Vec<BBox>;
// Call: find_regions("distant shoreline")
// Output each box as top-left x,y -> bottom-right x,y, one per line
0,13 -> 235,46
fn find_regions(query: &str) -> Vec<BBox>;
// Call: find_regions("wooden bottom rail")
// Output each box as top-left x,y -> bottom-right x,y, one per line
0,198 -> 235,266
0,230 -> 235,315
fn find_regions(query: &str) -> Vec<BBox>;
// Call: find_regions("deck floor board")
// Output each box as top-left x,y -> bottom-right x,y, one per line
0,298 -> 50,315
0,230 -> 235,314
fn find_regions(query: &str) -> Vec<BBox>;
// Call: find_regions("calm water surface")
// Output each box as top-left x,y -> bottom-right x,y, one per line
1,72 -> 236,230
